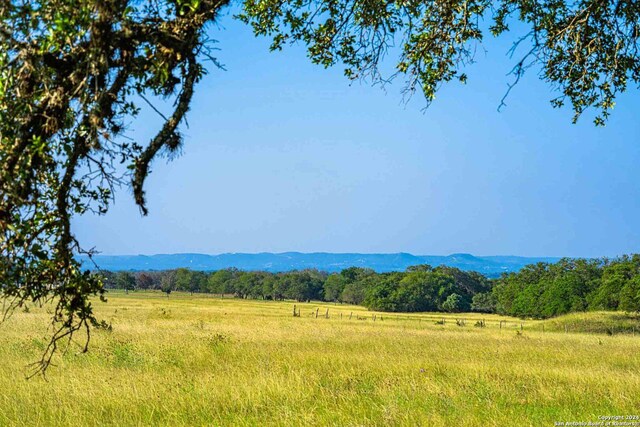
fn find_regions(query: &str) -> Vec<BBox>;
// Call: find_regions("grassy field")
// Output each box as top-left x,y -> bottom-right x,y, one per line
0,291 -> 639,426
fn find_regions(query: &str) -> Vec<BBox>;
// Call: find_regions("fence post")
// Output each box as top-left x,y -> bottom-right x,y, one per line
293,304 -> 297,317
325,308 -> 329,319
349,312 -> 353,320
315,308 -> 319,318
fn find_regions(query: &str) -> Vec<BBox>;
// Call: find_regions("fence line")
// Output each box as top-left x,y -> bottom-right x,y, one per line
291,305 -> 640,337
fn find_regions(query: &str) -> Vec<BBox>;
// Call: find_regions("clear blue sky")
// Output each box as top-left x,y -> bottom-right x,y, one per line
73,9 -> 640,258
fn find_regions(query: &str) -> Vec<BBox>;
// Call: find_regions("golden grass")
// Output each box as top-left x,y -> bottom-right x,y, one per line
0,291 -> 638,426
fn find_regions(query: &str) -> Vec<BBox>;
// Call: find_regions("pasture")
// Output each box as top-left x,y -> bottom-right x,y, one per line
0,291 -> 639,426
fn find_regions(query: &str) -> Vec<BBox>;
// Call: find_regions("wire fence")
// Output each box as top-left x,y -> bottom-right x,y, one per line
292,304 -> 640,337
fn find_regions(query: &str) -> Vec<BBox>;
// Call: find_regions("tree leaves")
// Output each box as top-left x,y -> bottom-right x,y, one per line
0,0 -> 228,375
240,0 -> 640,124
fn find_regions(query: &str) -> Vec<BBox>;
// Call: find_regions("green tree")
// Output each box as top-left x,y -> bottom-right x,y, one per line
398,271 -> 457,312
160,270 -> 177,297
323,274 -> 348,302
0,0 -> 227,373
280,270 -> 324,302
493,263 -> 549,317
207,268 -> 239,296
340,267 -> 375,283
363,273 -> 402,311
393,271 -> 441,312
191,271 -> 208,294
589,262 -> 633,310
241,0 -> 640,126
442,293 -> 463,313
341,279 -> 370,306
234,272 -> 256,298
115,271 -> 136,293
136,273 -> 155,290
619,276 -> 640,313
243,272 -> 270,299
174,268 -> 194,293
406,265 -> 433,273
261,274 -> 276,300
471,292 -> 497,313
271,274 -> 288,301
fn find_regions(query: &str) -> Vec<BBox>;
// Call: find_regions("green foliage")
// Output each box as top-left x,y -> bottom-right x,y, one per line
588,259 -> 639,310
361,268 -> 483,313
442,293 -> 463,313
174,269 -> 207,293
471,292 -> 497,313
323,273 -> 348,302
363,274 -> 400,311
406,264 -> 433,273
136,272 -> 155,290
340,267 -> 375,282
0,0 -> 228,373
332,268 -> 370,305
207,268 -> 241,295
340,280 -> 368,305
619,276 -> 640,313
160,270 -> 177,296
114,272 -> 136,292
493,256 -> 640,318
239,0 -> 640,125
394,271 -> 453,312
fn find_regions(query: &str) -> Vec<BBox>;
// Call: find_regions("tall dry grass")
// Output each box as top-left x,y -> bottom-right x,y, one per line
0,291 -> 638,426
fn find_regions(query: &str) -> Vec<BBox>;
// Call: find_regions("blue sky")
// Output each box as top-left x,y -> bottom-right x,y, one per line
73,9 -> 640,258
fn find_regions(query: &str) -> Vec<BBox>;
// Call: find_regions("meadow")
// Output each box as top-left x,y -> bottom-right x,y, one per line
0,291 -> 639,426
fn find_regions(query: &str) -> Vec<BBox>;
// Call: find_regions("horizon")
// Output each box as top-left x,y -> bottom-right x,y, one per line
78,251 -> 566,275
89,250 -> 567,258
79,251 -> 608,276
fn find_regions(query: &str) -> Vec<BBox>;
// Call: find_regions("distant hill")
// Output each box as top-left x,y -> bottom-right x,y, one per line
77,252 -> 561,277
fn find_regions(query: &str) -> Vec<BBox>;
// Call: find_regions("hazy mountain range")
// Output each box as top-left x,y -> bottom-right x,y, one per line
78,252 -> 561,277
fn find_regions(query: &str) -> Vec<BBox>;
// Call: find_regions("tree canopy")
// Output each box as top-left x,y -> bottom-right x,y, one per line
1,0 -> 639,373
0,0 -> 228,374
240,0 -> 640,125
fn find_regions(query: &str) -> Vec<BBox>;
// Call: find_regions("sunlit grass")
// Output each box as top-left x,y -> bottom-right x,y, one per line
0,291 -> 638,426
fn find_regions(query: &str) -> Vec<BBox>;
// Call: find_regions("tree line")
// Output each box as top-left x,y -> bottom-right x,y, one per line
99,255 -> 640,318
100,265 -> 491,313
493,255 -> 640,318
